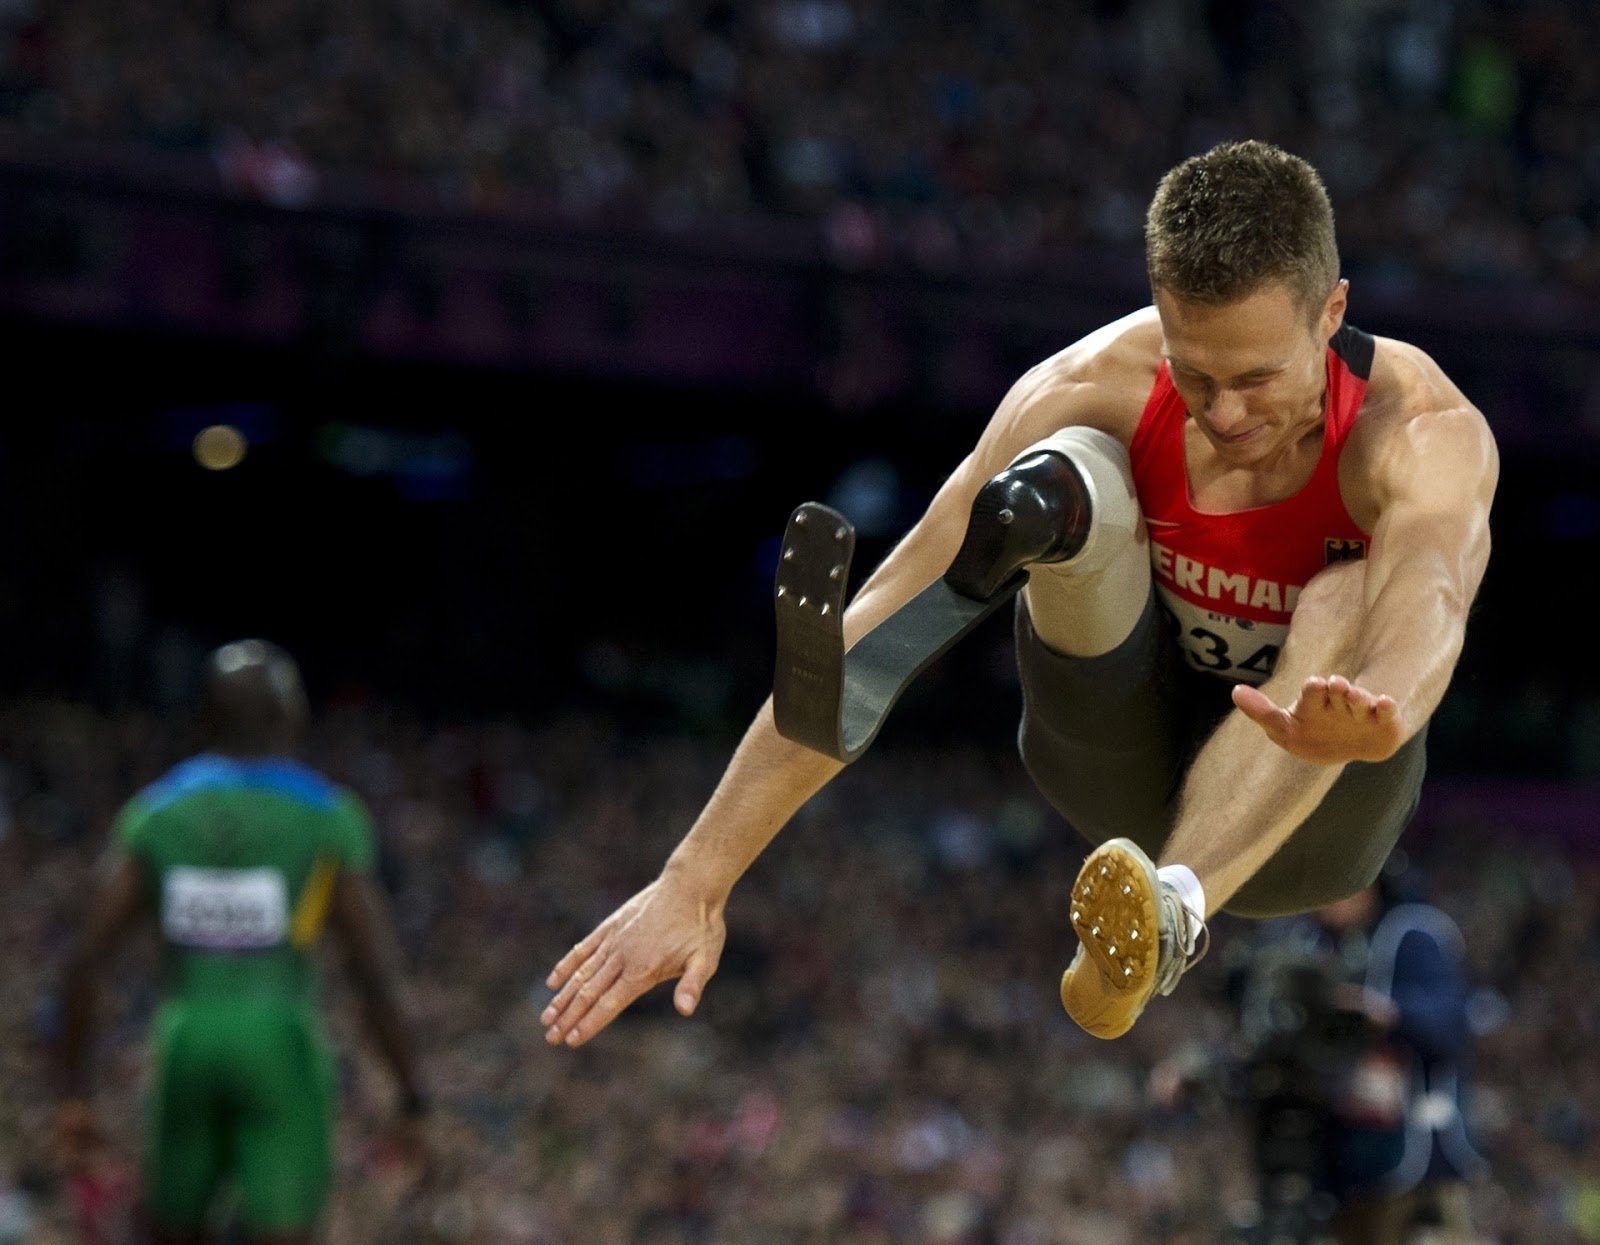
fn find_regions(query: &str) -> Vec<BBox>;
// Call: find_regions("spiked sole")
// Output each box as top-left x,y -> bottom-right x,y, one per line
1064,838 -> 1161,1024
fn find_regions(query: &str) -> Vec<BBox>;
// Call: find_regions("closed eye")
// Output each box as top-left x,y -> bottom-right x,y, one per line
1167,360 -> 1285,389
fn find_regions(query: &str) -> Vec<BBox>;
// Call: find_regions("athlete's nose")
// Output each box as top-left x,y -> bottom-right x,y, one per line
1204,388 -> 1250,436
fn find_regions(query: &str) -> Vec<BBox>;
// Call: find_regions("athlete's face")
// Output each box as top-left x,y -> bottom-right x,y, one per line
1155,279 -> 1348,465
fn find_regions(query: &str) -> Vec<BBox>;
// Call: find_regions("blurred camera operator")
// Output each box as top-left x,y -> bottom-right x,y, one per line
1153,861 -> 1487,1244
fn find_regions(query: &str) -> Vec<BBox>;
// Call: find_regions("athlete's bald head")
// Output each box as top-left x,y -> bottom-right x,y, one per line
202,639 -> 309,755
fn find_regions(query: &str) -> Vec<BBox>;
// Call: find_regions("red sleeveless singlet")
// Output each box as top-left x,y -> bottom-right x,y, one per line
1126,324 -> 1375,685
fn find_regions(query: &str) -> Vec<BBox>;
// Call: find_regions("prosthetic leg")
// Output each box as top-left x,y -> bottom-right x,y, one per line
769,502 -> 1020,761
770,433 -> 1094,762
771,427 -> 1206,1039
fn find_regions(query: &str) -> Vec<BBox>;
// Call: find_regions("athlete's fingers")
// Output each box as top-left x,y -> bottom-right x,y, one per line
1231,684 -> 1296,746
543,948 -> 623,1034
541,941 -> 616,1027
1356,688 -> 1392,713
1324,675 -> 1360,717
560,967 -> 653,1048
545,952 -> 627,1044
540,955 -> 590,1026
675,949 -> 719,1017
556,953 -> 624,1036
548,922 -> 611,990
1334,676 -> 1373,716
1231,682 -> 1285,723
1333,677 -> 1395,722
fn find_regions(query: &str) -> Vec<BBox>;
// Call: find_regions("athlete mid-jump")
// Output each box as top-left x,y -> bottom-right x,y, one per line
541,139 -> 1497,1048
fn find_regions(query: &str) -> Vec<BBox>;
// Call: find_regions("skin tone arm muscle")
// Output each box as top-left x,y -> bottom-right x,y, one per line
1233,390 -> 1498,762
541,360 -> 1128,1047
327,872 -> 427,1112
1345,403 -> 1497,737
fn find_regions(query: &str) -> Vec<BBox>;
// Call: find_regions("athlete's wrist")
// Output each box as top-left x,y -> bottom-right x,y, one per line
659,854 -> 733,910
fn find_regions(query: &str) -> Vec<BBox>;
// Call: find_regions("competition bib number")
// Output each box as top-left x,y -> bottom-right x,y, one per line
1158,589 -> 1288,686
163,867 -> 289,950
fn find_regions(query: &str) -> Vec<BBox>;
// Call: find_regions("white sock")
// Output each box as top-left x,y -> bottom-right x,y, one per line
1157,864 -> 1207,930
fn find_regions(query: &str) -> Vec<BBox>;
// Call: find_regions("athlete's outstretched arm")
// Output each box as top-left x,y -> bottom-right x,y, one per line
1173,397 -> 1497,910
327,872 -> 428,1116
58,850 -> 149,1142
1233,398 -> 1498,763
539,347 -> 1138,1049
539,462 -> 980,1048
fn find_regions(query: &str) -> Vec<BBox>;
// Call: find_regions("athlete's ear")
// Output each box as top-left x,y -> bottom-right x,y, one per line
1320,279 -> 1349,341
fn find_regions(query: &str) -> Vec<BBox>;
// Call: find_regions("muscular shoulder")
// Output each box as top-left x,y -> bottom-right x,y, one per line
1364,337 -> 1476,424
975,306 -> 1162,471
1342,335 -> 1499,525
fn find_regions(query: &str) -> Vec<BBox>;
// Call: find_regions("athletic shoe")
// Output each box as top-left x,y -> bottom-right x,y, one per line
1058,838 -> 1207,1039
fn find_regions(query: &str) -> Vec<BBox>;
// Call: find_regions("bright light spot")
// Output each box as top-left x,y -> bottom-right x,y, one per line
194,424 -> 248,470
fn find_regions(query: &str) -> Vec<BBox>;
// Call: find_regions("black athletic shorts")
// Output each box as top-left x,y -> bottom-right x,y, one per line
1014,591 -> 1427,918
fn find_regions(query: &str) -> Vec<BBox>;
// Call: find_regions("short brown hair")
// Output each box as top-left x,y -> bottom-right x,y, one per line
1145,140 -> 1339,317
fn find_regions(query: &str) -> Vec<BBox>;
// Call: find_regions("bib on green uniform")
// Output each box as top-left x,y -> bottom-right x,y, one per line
117,754 -> 375,1007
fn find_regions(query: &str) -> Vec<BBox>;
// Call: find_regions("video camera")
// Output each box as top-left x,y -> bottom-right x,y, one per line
1224,939 -> 1387,1244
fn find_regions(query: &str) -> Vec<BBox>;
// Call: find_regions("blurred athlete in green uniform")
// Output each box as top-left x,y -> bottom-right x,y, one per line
57,639 -> 427,1244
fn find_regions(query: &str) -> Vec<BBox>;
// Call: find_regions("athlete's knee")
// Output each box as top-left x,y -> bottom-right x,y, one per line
951,425 -> 1145,598
1017,426 -> 1143,578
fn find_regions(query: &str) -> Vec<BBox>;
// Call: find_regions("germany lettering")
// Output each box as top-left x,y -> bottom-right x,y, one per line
1151,540 -> 1302,616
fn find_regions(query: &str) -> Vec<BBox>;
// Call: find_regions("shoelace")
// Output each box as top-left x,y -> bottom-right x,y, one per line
1153,885 -> 1209,998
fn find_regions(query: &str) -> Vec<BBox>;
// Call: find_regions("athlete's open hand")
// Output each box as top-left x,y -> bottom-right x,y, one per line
1231,675 -> 1404,763
541,873 -> 727,1048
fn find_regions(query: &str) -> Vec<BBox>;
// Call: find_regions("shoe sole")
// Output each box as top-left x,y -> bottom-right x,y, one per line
1068,837 -> 1161,994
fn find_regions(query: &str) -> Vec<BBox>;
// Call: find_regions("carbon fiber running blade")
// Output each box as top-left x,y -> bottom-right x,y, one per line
772,502 -> 1025,763
772,503 -> 853,759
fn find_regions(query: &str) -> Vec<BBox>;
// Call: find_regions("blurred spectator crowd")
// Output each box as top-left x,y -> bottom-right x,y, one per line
2,0 -> 1599,290
2,694 -> 1599,1243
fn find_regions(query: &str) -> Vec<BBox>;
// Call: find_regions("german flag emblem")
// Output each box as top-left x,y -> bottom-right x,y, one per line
1325,538 -> 1367,564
